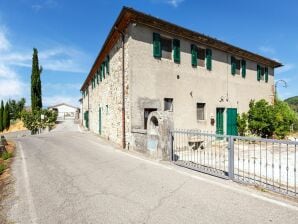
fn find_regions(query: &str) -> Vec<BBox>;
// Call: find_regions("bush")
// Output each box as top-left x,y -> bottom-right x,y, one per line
237,113 -> 248,136
1,151 -> 13,160
244,99 -> 298,139
0,163 -> 6,174
21,109 -> 58,134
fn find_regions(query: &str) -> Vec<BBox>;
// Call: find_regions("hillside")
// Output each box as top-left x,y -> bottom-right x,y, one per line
285,96 -> 298,112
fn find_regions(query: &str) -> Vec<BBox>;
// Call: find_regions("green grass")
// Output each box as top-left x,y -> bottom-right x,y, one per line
0,163 -> 6,175
1,151 -> 13,160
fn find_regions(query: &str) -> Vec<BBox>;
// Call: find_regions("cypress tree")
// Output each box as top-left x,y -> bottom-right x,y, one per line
31,48 -> 43,111
6,102 -> 10,129
3,103 -> 8,130
0,100 -> 3,132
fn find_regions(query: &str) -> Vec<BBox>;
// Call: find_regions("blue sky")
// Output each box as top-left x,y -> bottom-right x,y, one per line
0,0 -> 297,106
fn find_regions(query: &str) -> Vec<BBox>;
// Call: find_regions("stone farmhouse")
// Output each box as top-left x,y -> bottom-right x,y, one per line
80,7 -> 282,153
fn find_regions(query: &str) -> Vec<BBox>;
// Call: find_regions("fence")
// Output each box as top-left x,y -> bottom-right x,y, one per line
170,130 -> 297,198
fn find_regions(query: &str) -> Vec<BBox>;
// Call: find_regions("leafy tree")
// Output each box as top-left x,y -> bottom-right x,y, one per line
31,48 -> 43,111
8,98 -> 26,120
284,96 -> 298,113
247,100 -> 275,137
21,109 -> 57,134
0,101 -> 3,132
272,100 -> 297,138
237,113 -> 248,136
246,99 -> 297,139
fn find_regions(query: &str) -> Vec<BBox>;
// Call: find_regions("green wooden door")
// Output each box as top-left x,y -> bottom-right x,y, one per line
216,108 -> 224,135
98,107 -> 102,135
227,108 -> 238,136
84,111 -> 89,129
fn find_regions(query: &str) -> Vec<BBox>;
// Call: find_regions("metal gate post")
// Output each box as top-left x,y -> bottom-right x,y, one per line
228,136 -> 235,179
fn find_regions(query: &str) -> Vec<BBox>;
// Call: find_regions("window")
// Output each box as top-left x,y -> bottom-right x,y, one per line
197,48 -> 205,67
257,65 -> 268,82
164,98 -> 173,111
106,105 -> 109,115
144,108 -> 157,129
196,103 -> 205,120
161,36 -> 172,59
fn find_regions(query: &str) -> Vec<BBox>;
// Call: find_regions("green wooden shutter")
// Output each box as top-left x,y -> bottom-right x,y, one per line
257,65 -> 261,81
153,32 -> 161,58
106,55 -> 110,74
99,65 -> 103,82
231,56 -> 236,75
241,60 -> 246,78
265,67 -> 269,83
96,70 -> 99,84
173,39 -> 180,63
191,44 -> 197,67
102,63 -> 105,79
206,48 -> 212,70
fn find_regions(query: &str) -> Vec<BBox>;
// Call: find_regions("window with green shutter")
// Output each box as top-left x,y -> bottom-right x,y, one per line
241,60 -> 246,78
173,39 -> 180,63
265,67 -> 269,83
206,48 -> 212,70
191,44 -> 198,67
153,32 -> 161,58
257,65 -> 261,81
231,56 -> 236,75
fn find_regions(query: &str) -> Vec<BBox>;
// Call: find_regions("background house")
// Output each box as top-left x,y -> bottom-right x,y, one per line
48,103 -> 79,120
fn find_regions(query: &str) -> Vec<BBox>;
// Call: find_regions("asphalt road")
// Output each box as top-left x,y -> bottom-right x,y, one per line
4,120 -> 298,223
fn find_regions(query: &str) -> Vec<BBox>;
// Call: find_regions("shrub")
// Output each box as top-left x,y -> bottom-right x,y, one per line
0,163 -> 6,174
237,113 -> 248,136
245,99 -> 297,139
1,151 -> 13,160
21,109 -> 57,134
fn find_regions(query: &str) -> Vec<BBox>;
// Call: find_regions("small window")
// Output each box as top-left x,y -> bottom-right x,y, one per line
106,105 -> 109,115
197,103 -> 205,120
164,98 -> 173,111
197,48 -> 205,67
144,108 -> 157,129
161,36 -> 172,59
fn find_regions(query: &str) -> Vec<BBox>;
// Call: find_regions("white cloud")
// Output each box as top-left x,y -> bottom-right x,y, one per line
0,26 -> 10,51
31,0 -> 58,12
276,63 -> 295,74
259,46 -> 276,54
167,0 -> 184,7
151,0 -> 185,7
0,45 -> 89,73
0,64 -> 26,99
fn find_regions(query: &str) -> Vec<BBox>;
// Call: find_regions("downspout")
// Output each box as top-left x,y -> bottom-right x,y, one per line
114,27 -> 126,149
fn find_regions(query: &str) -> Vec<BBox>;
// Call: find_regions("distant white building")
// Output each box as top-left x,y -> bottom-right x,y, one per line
48,103 -> 79,120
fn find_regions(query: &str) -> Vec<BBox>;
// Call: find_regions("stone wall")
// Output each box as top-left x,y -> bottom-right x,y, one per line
81,27 -> 131,147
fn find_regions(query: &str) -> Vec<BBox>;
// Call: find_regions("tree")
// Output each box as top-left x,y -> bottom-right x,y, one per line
0,100 -> 3,132
247,100 -> 275,137
8,98 -> 26,120
31,48 -> 43,111
272,100 -> 297,138
3,102 -> 9,130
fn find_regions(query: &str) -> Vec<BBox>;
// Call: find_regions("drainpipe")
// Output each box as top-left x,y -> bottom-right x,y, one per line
114,27 -> 126,149
87,87 -> 90,131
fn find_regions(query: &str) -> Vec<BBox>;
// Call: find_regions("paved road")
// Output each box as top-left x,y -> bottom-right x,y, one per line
4,120 -> 298,223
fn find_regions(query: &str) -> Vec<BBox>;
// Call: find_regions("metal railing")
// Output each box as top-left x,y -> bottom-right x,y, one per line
170,130 -> 297,198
